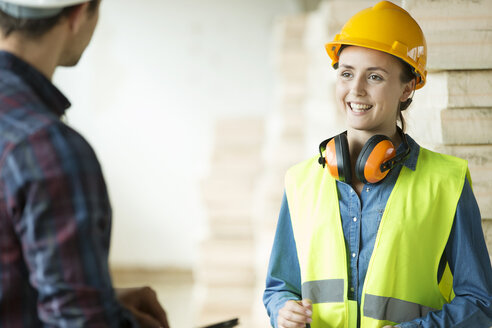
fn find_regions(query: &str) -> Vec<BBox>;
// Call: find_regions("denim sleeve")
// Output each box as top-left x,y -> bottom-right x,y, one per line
399,177 -> 492,328
263,192 -> 303,328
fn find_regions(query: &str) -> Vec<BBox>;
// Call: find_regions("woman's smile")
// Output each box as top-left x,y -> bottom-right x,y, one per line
348,101 -> 373,113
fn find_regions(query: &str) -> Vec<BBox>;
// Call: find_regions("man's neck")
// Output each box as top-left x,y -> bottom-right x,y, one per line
0,28 -> 65,80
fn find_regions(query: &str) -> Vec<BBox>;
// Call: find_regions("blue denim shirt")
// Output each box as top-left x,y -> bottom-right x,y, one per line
263,135 -> 492,327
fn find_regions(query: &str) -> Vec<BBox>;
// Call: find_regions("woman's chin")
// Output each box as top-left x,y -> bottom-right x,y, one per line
346,120 -> 373,131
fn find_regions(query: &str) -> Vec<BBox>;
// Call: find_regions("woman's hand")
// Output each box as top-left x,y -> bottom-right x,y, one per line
277,299 -> 312,328
116,286 -> 169,328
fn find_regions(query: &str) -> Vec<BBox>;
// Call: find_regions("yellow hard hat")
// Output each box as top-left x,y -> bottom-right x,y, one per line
325,1 -> 427,89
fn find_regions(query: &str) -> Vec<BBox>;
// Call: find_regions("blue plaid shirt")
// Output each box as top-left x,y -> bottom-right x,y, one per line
264,135 -> 492,327
0,51 -> 136,327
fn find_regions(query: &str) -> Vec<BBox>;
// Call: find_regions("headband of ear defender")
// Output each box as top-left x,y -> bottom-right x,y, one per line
318,128 -> 410,184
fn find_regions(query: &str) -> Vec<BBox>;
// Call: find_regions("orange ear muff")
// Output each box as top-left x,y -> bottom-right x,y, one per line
355,135 -> 396,184
324,133 -> 352,183
325,138 -> 340,180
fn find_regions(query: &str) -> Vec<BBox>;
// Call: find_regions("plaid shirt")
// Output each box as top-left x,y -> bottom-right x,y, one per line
0,51 -> 136,327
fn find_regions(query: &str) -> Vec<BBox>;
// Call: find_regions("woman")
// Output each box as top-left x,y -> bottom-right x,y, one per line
263,1 -> 492,327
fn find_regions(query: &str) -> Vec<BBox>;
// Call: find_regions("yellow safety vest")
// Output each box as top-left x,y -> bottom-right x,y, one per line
285,147 -> 468,328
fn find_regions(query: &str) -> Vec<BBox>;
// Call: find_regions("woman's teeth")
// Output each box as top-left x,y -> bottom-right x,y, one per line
349,102 -> 372,112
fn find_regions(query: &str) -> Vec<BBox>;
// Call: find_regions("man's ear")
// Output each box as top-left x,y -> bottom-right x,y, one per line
400,78 -> 416,102
66,2 -> 90,34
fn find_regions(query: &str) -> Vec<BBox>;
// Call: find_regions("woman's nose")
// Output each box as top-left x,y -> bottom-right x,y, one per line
349,76 -> 367,96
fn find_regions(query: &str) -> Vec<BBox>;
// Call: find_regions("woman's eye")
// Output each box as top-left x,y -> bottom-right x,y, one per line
340,71 -> 352,78
369,74 -> 383,81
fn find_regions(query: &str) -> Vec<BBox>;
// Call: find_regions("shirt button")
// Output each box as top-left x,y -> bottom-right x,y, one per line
350,287 -> 355,292
353,217 -> 358,222
352,252 -> 356,258
366,187 -> 370,192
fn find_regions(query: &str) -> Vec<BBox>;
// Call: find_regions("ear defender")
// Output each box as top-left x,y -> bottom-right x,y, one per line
319,128 -> 410,184
318,133 -> 352,183
355,135 -> 396,184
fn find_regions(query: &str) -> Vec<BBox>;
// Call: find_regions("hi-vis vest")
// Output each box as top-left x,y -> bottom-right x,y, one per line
285,147 -> 468,328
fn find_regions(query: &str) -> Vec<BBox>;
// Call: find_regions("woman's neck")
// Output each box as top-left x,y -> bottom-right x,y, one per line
346,127 -> 402,155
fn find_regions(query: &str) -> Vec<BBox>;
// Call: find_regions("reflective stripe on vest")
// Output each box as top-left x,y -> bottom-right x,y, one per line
302,283 -> 437,320
364,294 -> 436,323
302,279 -> 344,303
286,147 -> 468,328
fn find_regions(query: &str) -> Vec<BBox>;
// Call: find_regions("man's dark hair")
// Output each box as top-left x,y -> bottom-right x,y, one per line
0,0 -> 99,38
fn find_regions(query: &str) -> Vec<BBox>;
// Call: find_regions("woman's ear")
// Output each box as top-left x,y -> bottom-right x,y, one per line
400,78 -> 416,102
66,2 -> 90,34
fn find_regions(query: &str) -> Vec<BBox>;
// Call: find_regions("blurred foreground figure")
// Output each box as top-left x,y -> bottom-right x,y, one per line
0,0 -> 169,326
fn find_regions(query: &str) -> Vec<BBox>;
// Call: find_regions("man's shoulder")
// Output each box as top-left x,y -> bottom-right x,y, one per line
0,73 -> 61,147
0,108 -> 96,175
0,106 -> 65,156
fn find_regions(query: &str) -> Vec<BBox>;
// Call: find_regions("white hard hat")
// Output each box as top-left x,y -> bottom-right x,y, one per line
0,0 -> 92,18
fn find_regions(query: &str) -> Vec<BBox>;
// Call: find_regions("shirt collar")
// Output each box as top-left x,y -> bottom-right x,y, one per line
397,133 -> 420,171
0,51 -> 71,117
